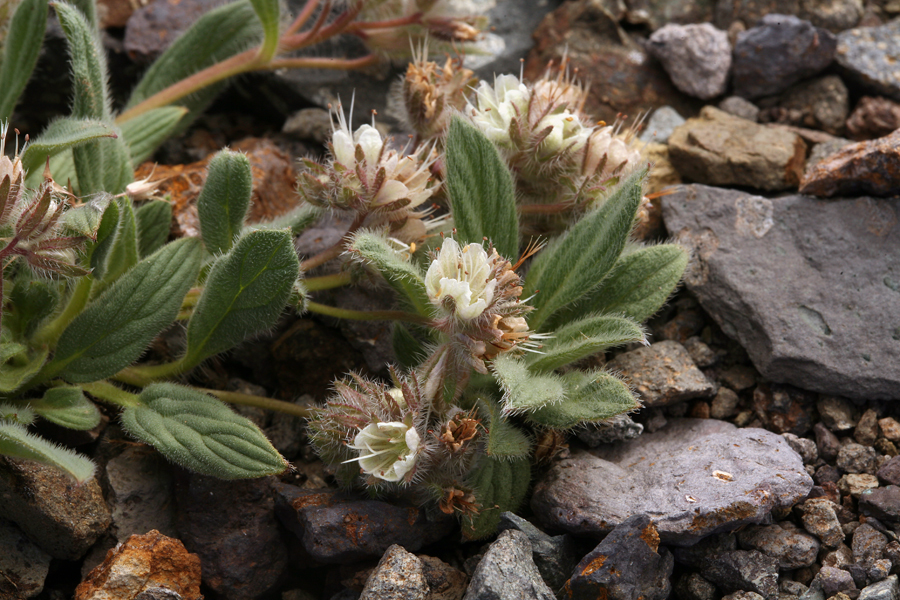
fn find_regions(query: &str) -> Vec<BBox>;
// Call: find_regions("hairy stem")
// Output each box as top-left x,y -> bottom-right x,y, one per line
199,388 -> 311,418
80,380 -> 142,408
304,271 -> 352,291
307,300 -> 431,324
115,357 -> 189,387
32,276 -> 93,347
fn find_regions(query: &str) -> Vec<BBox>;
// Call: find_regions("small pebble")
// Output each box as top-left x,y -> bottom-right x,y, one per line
838,444 -> 878,475
818,397 -> 858,431
817,423 -> 843,462
856,410 -> 880,446
839,474 -> 880,499
784,433 -> 819,464
879,418 -> 900,443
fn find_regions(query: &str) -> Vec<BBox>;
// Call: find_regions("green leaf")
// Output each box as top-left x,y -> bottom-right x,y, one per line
92,196 -> 139,291
60,193 -> 111,239
249,0 -> 279,61
72,133 -> 133,195
125,0 -> 263,133
0,346 -> 48,393
523,168 -> 647,331
0,403 -> 36,426
121,383 -> 286,478
119,106 -> 189,164
392,323 -> 427,370
184,229 -> 298,367
7,278 -> 61,339
577,243 -> 689,324
48,237 -> 203,382
490,354 -> 565,413
87,195 -> 119,278
527,370 -> 639,430
478,396 -> 532,460
26,148 -> 77,190
54,1 -> 110,121
0,0 -> 48,119
134,199 -> 172,258
245,203 -> 323,236
348,230 -> 430,316
197,149 -> 252,254
31,386 -> 101,430
526,314 -> 646,373
69,0 -> 96,28
0,421 -> 96,483
20,117 -> 117,176
445,116 -> 518,259
461,455 -> 530,540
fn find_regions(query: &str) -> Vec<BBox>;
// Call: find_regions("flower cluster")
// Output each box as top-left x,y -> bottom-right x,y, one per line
400,50 -> 476,142
296,104 -> 441,243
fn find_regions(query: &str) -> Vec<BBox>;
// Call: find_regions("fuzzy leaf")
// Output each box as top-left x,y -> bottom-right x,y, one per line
349,231 -> 431,316
526,314 -> 646,373
249,0 -> 280,61
31,386 -> 101,430
523,169 -> 647,331
87,196 -> 119,278
119,106 -> 189,164
134,199 -> 172,258
20,118 -> 116,176
197,149 -> 252,254
491,354 -> 565,413
60,194 -> 111,240
0,0 -> 48,119
445,117 -> 518,259
527,370 -> 639,430
125,0 -> 262,134
392,323 -> 427,370
0,404 -> 36,426
0,346 -> 48,393
69,0 -> 96,27
461,455 -> 530,540
478,396 -> 532,460
0,421 -> 96,482
49,237 -> 203,382
26,148 -> 77,190
577,243 -> 689,324
92,196 -> 139,291
121,383 -> 286,478
6,278 -> 60,338
184,229 -> 298,367
245,203 -> 323,236
55,2 -> 110,120
72,134 -> 133,195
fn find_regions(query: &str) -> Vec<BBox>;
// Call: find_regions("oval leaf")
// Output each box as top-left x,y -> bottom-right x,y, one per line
526,314 -> 646,373
197,149 -> 252,254
184,229 -> 299,367
490,354 -> 565,414
0,421 -> 96,483
526,370 -> 639,430
31,386 -> 101,430
121,382 -> 287,478
20,117 -> 116,176
461,455 -> 530,540
135,199 -> 173,258
119,106 -> 189,164
0,0 -> 48,119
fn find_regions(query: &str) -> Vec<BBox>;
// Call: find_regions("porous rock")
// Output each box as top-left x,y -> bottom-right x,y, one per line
105,446 -> 176,541
800,129 -> 900,197
858,575 -> 899,600
667,106 -> 807,191
702,550 -> 779,598
647,23 -> 731,100
836,19 -> 900,102
797,498 -> 846,548
563,514 -> 673,600
75,530 -> 202,600
661,185 -> 900,400
737,523 -> 820,569
462,529 -> 555,600
531,419 -> 812,546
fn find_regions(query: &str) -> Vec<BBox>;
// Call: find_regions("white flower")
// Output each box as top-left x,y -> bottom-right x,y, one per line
344,421 -> 421,482
535,111 -> 590,158
332,123 -> 384,169
467,75 -> 530,145
583,127 -> 642,179
425,238 -> 496,320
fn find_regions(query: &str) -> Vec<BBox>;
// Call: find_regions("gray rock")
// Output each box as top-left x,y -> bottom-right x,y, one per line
783,580 -> 809,596
853,523 -> 888,565
878,456 -> 900,486
818,397 -> 858,431
868,559 -> 892,583
782,434 -> 819,465
647,23 -> 731,100
861,486 -> 900,522
462,529 -> 555,600
661,185 -> 900,400
675,573 -> 717,600
859,574 -> 898,600
719,96 -> 761,121
577,414 -> 644,447
703,550 -> 779,599
822,543 -> 854,569
667,107 -> 807,190
737,523 -> 820,569
606,341 -> 717,408
732,14 -> 837,99
797,498 -> 845,548
497,512 -> 580,594
683,336 -> 718,368
837,443 -> 878,474
710,387 -> 741,420
359,545 -> 430,600
758,75 -> 849,135
0,518 -> 51,598
0,457 -> 111,560
283,108 -> 334,144
836,19 -> 900,103
672,532 -> 737,567
105,446 -> 176,541
639,106 -> 686,144
815,423 -> 842,462
531,419 -> 812,545
565,515 -> 673,600
806,137 -> 855,174
722,593 -> 765,600
815,565 -> 857,596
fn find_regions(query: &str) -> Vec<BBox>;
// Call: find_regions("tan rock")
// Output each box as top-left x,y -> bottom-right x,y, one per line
668,106 -> 807,191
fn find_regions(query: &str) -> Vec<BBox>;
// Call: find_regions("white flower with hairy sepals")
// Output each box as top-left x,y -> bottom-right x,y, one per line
332,122 -> 384,169
344,421 -> 420,482
583,127 -> 642,179
425,238 -> 496,320
535,111 -> 590,157
467,75 -> 530,145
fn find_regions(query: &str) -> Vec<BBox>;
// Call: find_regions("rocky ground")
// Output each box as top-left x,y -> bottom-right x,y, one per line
2,0 -> 900,598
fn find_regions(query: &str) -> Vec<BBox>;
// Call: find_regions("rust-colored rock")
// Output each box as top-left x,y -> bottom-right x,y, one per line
801,129 -> 900,197
75,530 -> 202,600
847,96 -> 900,140
134,137 -> 299,239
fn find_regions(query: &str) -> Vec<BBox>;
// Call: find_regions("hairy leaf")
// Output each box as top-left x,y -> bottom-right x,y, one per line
49,237 -> 203,382
349,231 -> 431,316
60,193 -> 110,240
527,370 -> 639,429
391,323 -> 427,370
119,106 -> 188,164
72,133 -> 133,195
0,345 -> 48,393
91,196 -> 140,294
245,203 -> 323,236
526,314 -> 646,373
134,199 -> 172,258
197,149 -> 252,254
478,396 -> 532,460
461,455 -> 530,540
184,229 -> 298,367
7,277 -> 61,338
0,421 -> 96,482
55,2 -> 110,120
19,118 -> 115,176
491,354 -> 565,413
88,196 -> 119,278
31,386 -> 101,430
122,383 -> 286,478
0,0 -> 48,119
445,117 -> 518,259
249,0 -> 279,61
523,169 -> 647,331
